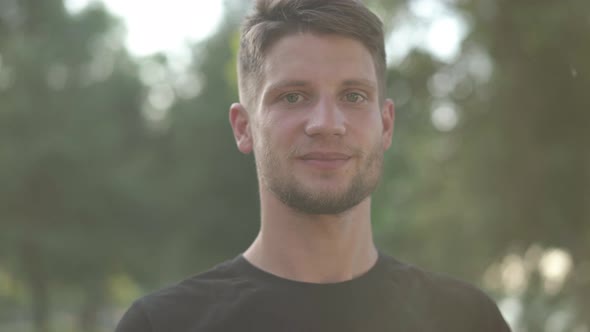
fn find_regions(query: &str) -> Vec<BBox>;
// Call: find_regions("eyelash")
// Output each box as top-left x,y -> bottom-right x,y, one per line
283,93 -> 304,104
343,92 -> 367,103
278,91 -> 369,105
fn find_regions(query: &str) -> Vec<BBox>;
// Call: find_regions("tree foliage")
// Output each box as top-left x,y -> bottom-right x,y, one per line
0,0 -> 588,331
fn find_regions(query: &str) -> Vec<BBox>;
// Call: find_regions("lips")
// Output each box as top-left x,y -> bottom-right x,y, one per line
299,152 -> 351,170
300,152 -> 351,161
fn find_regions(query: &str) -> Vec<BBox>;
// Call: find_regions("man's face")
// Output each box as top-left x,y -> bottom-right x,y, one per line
235,33 -> 394,215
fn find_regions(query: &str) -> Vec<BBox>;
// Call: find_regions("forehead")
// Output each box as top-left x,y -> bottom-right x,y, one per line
262,33 -> 377,87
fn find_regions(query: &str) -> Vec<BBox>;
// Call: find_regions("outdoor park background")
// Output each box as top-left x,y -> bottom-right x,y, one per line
1,0 -> 588,331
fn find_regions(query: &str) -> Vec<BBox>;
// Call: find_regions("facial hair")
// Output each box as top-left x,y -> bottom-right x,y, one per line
255,139 -> 384,215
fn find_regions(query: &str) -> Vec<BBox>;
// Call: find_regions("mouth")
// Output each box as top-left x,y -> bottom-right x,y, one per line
299,152 -> 351,170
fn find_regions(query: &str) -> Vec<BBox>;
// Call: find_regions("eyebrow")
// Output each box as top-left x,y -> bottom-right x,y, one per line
265,80 -> 309,93
265,78 -> 377,93
341,79 -> 377,91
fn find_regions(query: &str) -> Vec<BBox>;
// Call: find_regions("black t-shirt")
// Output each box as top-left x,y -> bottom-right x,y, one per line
115,253 -> 511,331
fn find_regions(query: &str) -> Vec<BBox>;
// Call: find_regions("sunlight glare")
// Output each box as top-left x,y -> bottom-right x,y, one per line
388,0 -> 468,64
65,0 -> 223,56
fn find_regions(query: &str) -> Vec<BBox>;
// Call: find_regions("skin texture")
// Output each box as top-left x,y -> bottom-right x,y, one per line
229,33 -> 394,283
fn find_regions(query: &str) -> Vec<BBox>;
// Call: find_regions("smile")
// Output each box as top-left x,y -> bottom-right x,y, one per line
299,152 -> 351,170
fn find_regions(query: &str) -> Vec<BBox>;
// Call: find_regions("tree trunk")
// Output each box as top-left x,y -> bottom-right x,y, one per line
22,238 -> 50,332
78,280 -> 105,332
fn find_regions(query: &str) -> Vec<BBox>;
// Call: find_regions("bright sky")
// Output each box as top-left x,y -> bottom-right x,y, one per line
66,0 -> 465,64
65,0 -> 224,57
387,0 -> 467,64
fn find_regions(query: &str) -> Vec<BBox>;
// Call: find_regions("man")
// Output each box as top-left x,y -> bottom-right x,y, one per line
116,0 -> 511,331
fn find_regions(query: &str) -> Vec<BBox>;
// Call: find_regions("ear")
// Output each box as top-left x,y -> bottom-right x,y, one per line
381,98 -> 395,151
229,103 -> 253,154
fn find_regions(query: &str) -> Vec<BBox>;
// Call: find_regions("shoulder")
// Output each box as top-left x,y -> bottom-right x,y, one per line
379,254 -> 495,304
379,254 -> 511,331
142,257 -> 243,308
116,256 -> 246,332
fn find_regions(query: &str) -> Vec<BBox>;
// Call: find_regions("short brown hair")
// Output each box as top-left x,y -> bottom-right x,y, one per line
238,0 -> 387,109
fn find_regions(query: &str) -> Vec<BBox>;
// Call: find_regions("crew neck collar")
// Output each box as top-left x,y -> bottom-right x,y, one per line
233,251 -> 387,289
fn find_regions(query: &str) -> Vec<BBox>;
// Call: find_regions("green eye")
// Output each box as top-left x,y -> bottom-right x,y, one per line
284,93 -> 301,104
345,93 -> 364,103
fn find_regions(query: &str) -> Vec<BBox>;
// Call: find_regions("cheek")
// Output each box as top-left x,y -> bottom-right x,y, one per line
253,123 -> 282,158
263,114 -> 300,142
348,112 -> 382,137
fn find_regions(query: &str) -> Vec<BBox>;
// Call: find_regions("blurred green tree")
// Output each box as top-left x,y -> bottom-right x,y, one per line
0,0 -> 588,331
370,0 -> 590,329
0,1 -> 153,331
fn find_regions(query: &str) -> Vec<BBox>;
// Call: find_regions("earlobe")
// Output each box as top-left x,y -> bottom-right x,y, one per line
381,98 -> 395,150
229,103 -> 253,154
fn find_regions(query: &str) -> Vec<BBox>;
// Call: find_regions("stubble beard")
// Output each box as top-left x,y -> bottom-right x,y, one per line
256,140 -> 384,215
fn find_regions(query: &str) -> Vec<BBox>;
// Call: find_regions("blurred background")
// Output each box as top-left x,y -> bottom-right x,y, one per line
0,0 -> 588,331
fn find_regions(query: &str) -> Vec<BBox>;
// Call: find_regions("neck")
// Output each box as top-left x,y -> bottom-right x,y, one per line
243,188 -> 378,284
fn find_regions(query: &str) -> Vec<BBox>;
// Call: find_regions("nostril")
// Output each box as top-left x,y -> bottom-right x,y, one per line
304,118 -> 346,136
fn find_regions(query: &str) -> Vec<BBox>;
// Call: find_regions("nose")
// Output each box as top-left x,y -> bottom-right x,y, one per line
304,97 -> 346,137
